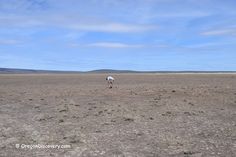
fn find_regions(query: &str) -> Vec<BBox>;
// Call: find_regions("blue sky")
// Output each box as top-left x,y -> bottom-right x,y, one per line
0,0 -> 236,71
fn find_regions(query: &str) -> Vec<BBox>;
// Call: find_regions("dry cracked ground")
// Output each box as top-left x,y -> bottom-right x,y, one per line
0,74 -> 236,157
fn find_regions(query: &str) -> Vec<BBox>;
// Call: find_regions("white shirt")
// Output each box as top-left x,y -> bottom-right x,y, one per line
106,76 -> 114,81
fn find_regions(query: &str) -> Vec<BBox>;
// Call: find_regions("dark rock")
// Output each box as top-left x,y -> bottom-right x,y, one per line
59,119 -> 64,123
124,118 -> 134,122
59,109 -> 67,112
188,102 -> 194,106
149,117 -> 154,120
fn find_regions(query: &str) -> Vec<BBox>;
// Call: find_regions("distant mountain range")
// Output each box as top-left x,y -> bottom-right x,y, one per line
0,68 -> 137,73
0,68 -> 80,74
0,68 -> 235,74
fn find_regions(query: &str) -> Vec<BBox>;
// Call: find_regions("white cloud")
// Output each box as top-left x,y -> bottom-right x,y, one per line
0,15 -> 44,27
86,42 -> 143,48
184,42 -> 219,48
70,23 -> 157,33
0,14 -> 157,33
201,28 -> 236,36
0,39 -> 21,45
150,11 -> 210,18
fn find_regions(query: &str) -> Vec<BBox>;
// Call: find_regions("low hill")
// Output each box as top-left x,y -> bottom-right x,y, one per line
0,68 -> 80,74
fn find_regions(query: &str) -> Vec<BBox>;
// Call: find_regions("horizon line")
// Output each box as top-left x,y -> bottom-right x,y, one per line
0,67 -> 236,74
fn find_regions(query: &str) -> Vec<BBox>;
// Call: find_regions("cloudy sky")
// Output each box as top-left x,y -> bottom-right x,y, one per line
0,0 -> 236,71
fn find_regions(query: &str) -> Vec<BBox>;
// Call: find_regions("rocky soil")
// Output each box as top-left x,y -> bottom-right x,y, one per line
0,74 -> 236,157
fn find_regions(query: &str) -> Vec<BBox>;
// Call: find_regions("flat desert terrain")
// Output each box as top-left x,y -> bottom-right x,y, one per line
0,74 -> 236,157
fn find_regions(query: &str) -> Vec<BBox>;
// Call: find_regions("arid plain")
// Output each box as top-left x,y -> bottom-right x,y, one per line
0,74 -> 236,157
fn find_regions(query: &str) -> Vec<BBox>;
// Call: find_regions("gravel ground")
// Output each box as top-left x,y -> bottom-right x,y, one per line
0,74 -> 236,157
